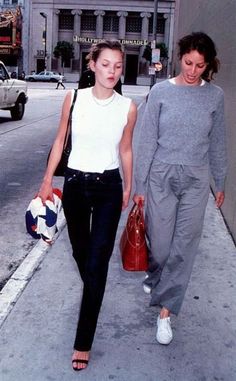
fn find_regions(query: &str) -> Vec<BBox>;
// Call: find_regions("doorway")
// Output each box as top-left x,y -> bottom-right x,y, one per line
124,54 -> 138,84
36,59 -> 45,73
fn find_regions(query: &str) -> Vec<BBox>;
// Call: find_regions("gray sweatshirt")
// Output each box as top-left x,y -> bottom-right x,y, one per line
135,79 -> 227,194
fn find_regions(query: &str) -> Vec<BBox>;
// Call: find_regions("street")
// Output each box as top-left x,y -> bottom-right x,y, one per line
0,82 -> 149,289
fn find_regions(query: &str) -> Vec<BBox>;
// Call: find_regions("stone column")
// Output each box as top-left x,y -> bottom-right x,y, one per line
94,10 -> 105,38
166,10 -> 175,77
140,12 -> 152,74
72,9 -> 82,64
141,12 -> 151,40
164,14 -> 170,49
117,11 -> 128,39
52,9 -> 60,70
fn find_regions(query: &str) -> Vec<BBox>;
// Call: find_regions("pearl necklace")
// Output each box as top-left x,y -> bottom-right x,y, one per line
92,91 -> 116,107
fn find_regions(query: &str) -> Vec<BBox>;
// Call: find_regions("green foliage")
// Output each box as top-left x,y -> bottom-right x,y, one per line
142,42 -> 168,63
53,41 -> 74,66
156,43 -> 168,59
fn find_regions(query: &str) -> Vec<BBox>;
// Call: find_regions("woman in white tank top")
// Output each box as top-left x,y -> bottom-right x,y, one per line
38,41 -> 137,371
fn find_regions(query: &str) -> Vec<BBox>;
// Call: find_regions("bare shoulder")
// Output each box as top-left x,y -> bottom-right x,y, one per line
62,89 -> 75,109
128,100 -> 137,121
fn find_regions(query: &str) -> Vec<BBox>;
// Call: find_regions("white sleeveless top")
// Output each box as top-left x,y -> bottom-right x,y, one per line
68,87 -> 132,173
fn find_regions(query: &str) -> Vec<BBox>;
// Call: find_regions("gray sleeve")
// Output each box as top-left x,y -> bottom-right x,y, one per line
209,90 -> 227,192
134,87 -> 161,194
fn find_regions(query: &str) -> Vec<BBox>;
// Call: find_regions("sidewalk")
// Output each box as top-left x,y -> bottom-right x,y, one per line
0,192 -> 236,381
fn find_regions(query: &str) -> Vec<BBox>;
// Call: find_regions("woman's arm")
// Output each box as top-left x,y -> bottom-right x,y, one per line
209,89 -> 227,207
38,91 -> 73,203
119,100 -> 137,210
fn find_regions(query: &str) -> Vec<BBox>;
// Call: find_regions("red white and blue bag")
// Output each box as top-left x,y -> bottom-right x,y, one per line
25,188 -> 62,244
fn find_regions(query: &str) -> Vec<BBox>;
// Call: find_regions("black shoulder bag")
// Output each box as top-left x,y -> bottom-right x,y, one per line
47,89 -> 78,176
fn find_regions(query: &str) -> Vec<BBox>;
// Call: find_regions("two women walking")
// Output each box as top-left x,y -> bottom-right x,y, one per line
38,32 -> 227,370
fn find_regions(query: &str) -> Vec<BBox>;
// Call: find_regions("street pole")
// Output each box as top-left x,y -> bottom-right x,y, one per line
40,12 -> 47,70
150,0 -> 158,88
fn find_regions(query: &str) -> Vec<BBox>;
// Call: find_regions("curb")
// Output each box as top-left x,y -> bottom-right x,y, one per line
0,211 -> 66,328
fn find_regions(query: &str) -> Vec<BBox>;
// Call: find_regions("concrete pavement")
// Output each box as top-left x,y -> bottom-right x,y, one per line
0,194 -> 235,381
0,86 -> 236,380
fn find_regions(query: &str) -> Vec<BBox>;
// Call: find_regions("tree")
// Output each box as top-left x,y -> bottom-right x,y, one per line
156,43 -> 168,59
142,42 -> 168,63
53,41 -> 74,73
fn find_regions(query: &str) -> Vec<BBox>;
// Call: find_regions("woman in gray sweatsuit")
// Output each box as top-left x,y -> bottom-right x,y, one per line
133,32 -> 227,345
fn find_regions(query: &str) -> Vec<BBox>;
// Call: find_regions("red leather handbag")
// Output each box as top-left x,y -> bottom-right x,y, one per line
120,202 -> 148,271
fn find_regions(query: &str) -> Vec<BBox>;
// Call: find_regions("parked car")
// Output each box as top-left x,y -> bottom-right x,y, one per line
0,61 -> 28,120
25,71 -> 65,82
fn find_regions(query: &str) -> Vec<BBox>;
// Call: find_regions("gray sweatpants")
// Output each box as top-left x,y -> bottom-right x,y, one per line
144,161 -> 210,315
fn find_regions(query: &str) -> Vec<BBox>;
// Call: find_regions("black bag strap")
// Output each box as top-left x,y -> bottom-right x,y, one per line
63,89 -> 78,151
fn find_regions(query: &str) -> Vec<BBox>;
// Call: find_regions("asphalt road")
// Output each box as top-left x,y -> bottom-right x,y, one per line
0,82 -> 149,289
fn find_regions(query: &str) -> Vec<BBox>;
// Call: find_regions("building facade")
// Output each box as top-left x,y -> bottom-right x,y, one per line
173,0 -> 236,241
29,0 -> 175,84
0,0 -> 29,75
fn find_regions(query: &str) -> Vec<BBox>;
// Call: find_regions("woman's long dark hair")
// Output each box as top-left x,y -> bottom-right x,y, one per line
178,32 -> 220,81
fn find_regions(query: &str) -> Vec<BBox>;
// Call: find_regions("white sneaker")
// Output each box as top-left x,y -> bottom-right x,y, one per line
143,284 -> 152,294
143,275 -> 151,294
156,316 -> 173,345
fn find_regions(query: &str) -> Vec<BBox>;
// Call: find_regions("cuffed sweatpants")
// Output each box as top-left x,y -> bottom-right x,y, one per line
144,161 -> 210,315
62,168 -> 123,351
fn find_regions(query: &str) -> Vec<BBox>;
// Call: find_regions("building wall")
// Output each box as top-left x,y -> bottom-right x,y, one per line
29,0 -> 175,84
173,0 -> 236,241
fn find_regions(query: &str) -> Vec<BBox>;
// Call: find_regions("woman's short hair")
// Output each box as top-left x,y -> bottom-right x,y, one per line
178,32 -> 220,81
86,40 -> 124,63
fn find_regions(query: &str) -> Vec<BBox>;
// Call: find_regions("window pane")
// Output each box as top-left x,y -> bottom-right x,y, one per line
149,14 -> 165,34
126,13 -> 142,33
104,12 -> 119,32
59,10 -> 73,30
81,11 -> 96,31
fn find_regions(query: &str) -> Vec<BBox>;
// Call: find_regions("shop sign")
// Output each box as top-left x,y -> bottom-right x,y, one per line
154,62 -> 163,72
37,49 -> 45,57
0,7 -> 22,48
73,36 -> 148,46
148,66 -> 155,75
119,39 -> 148,46
151,48 -> 160,63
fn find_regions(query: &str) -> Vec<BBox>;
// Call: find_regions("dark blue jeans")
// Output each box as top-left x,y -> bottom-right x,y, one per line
62,168 -> 123,351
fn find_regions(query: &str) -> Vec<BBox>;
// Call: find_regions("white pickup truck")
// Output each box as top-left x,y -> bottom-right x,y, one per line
0,60 -> 28,120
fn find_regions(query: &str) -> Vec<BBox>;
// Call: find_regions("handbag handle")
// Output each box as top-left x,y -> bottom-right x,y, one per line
63,89 -> 78,151
124,202 -> 146,249
127,202 -> 145,228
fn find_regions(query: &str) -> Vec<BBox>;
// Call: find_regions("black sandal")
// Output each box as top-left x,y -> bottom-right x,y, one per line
72,358 -> 89,371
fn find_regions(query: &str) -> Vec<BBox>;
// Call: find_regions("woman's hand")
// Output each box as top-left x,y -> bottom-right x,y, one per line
215,191 -> 225,208
133,194 -> 145,205
38,180 -> 54,204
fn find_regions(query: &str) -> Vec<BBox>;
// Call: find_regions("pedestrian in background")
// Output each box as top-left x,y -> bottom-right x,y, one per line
133,32 -> 227,345
38,40 -> 137,370
79,58 -> 123,94
20,71 -> 25,80
56,72 -> 65,89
